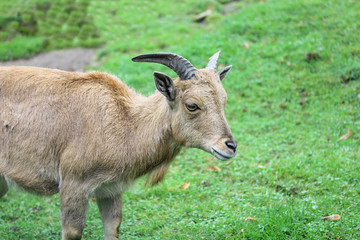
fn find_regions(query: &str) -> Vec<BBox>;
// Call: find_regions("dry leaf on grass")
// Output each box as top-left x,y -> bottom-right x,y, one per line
244,216 -> 257,222
323,214 -> 341,221
180,182 -> 190,190
225,159 -> 234,165
206,165 -> 221,171
339,127 -> 352,140
48,216 -> 53,221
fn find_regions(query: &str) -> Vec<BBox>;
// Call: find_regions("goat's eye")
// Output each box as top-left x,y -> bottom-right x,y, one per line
185,103 -> 200,112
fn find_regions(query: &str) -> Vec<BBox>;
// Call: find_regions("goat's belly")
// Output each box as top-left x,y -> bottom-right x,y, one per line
91,180 -> 134,199
0,155 -> 60,195
4,173 -> 59,195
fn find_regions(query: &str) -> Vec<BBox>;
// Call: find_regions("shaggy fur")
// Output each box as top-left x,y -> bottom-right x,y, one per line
0,63 -> 236,239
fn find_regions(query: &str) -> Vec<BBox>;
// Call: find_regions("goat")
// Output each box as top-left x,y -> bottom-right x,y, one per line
0,51 -> 237,240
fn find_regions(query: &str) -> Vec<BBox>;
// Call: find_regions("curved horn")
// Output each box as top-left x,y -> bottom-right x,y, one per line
132,52 -> 198,80
206,51 -> 221,71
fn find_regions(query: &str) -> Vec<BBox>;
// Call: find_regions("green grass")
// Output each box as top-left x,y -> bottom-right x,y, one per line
1,0 -> 360,239
0,0 -> 102,60
0,36 -> 44,61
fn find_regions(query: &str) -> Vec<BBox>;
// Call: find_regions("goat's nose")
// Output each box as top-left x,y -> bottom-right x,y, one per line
225,140 -> 237,153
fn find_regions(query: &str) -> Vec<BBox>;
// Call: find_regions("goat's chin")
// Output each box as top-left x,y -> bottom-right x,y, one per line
210,146 -> 236,161
189,144 -> 236,161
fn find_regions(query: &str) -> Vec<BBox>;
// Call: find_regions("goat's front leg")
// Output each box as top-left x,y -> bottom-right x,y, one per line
96,195 -> 123,240
60,181 -> 90,240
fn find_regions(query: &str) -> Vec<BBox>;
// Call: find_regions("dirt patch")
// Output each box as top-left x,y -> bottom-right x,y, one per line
0,48 -> 97,72
222,1 -> 239,15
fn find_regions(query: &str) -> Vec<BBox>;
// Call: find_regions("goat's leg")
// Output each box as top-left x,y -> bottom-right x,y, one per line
0,174 -> 9,198
60,182 -> 90,240
96,195 -> 123,240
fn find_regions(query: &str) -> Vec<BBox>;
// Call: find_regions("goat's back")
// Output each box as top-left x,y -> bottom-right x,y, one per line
0,66 -> 134,194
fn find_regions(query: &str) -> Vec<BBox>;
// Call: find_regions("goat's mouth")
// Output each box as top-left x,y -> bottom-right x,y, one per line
211,146 -> 236,161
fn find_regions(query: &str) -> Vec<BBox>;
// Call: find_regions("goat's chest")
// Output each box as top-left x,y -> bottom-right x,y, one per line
91,180 -> 133,199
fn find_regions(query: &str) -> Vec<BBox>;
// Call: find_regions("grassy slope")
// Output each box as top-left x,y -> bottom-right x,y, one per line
1,0 -> 360,239
0,0 -> 102,61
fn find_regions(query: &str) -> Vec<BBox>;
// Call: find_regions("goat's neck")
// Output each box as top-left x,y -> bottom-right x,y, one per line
126,92 -> 180,178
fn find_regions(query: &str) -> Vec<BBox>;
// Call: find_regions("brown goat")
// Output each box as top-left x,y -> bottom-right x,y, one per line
0,52 -> 236,239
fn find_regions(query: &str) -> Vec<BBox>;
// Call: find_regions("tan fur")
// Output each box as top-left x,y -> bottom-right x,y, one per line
0,64 -> 235,239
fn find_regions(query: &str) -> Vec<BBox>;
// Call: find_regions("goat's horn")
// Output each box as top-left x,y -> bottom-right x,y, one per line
132,52 -> 198,80
206,51 -> 221,71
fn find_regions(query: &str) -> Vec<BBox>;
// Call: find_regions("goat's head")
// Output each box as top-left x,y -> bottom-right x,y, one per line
132,51 -> 237,160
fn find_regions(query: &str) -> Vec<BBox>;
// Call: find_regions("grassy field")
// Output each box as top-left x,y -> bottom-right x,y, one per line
1,0 -> 360,239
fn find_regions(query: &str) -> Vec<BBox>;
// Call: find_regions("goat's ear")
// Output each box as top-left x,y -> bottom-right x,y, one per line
153,71 -> 176,101
218,65 -> 232,81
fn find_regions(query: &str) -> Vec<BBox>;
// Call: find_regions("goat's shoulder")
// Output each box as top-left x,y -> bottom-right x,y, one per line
65,71 -> 135,100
